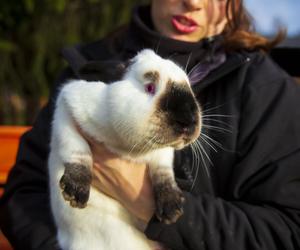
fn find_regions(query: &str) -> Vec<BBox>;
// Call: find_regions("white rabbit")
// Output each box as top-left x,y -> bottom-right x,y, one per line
48,49 -> 202,250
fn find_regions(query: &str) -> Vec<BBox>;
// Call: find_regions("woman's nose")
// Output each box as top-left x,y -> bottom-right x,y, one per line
183,0 -> 202,11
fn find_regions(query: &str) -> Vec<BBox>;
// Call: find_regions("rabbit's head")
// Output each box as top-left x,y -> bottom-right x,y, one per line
106,49 -> 201,155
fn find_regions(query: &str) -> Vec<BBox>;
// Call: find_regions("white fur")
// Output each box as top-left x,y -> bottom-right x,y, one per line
49,49 -> 200,250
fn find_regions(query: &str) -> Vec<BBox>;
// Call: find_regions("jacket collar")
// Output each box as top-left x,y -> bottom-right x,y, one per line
192,52 -> 251,93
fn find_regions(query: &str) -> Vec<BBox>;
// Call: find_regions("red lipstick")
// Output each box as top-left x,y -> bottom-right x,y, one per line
171,15 -> 198,34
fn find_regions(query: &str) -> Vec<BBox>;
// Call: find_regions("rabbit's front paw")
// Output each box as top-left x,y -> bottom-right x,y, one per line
59,163 -> 92,208
154,183 -> 185,224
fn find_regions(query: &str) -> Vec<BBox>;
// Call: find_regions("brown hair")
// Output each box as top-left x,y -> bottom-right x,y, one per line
222,0 -> 285,52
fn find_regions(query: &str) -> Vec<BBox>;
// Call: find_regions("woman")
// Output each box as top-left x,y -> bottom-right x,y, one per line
1,0 -> 300,249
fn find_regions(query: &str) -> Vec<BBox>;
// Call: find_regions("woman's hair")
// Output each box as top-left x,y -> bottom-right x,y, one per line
223,0 -> 285,52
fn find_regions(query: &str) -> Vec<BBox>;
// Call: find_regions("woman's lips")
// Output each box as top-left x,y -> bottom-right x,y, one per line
171,15 -> 199,33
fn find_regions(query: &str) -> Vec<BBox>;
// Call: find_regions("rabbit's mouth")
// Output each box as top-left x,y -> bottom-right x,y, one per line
141,120 -> 201,151
168,130 -> 201,150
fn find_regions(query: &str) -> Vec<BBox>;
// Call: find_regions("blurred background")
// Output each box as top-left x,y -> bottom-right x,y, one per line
245,0 -> 300,48
0,0 -> 299,125
0,0 -> 146,125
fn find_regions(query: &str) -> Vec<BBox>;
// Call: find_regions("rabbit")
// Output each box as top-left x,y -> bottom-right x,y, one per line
48,49 -> 202,250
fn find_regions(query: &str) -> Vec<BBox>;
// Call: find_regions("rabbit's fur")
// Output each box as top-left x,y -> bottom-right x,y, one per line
48,49 -> 201,250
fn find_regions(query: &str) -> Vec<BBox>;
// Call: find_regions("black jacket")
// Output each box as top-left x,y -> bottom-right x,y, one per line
1,6 -> 300,250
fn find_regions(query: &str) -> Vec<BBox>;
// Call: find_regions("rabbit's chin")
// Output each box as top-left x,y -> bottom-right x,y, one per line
173,142 -> 185,150
172,139 -> 193,150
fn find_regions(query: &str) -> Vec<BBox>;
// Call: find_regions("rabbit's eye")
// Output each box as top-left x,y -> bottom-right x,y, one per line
145,83 -> 156,95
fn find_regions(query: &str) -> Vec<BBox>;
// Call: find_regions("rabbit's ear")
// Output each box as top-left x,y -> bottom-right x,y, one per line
78,60 -> 129,83
62,46 -> 129,83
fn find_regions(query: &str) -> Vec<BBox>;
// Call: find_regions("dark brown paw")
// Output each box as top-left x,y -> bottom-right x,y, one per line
59,163 -> 92,208
154,183 -> 185,224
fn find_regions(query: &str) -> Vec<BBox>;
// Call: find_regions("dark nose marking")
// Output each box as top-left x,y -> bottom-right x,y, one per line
158,82 -> 199,134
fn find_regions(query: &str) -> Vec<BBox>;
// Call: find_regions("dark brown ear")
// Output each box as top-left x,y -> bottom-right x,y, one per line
61,46 -> 129,83
78,60 -> 129,83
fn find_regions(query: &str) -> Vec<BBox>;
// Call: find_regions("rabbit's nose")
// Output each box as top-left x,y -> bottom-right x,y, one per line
171,101 -> 198,127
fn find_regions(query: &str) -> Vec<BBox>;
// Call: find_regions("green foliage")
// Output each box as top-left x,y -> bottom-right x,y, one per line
0,0 -> 147,125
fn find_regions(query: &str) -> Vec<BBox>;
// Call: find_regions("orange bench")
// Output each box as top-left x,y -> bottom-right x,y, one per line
0,126 -> 31,250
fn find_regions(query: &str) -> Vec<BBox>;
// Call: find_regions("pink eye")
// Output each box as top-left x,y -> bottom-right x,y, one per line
145,83 -> 156,95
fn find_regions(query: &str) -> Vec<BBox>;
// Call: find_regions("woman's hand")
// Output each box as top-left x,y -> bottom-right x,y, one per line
89,142 -> 156,223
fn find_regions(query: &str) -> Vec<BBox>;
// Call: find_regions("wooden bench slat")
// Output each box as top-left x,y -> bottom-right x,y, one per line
0,126 -> 31,250
0,126 -> 31,185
